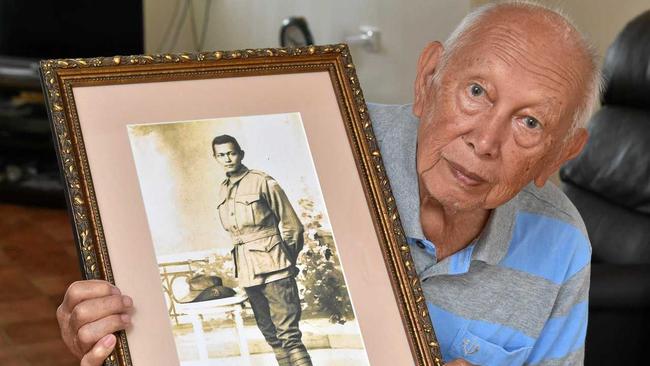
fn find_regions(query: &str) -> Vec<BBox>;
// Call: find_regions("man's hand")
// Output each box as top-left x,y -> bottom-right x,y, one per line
57,280 -> 133,366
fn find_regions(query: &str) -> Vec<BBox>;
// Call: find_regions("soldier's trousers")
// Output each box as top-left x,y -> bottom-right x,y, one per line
244,276 -> 307,352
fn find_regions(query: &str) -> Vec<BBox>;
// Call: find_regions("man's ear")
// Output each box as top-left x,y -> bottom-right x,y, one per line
534,128 -> 588,187
413,41 -> 444,118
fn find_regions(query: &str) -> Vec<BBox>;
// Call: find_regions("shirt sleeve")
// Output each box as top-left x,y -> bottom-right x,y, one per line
525,262 -> 591,366
265,177 -> 304,262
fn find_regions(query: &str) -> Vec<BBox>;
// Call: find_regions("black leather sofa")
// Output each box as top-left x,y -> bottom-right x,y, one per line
560,10 -> 650,365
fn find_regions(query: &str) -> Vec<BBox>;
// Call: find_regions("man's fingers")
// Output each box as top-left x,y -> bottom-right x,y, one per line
69,294 -> 133,334
76,314 -> 131,354
80,334 -> 116,366
61,280 -> 120,312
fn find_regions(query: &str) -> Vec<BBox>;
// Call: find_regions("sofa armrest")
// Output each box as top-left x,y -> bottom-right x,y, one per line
590,263 -> 650,309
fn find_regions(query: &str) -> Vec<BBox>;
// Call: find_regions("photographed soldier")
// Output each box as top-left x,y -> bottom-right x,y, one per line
212,134 -> 312,366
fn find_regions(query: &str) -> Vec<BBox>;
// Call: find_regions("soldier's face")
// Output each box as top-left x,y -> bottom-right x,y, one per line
214,142 -> 244,174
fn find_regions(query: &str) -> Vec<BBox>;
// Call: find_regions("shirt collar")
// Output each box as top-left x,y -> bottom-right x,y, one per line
226,165 -> 249,185
406,193 -> 513,270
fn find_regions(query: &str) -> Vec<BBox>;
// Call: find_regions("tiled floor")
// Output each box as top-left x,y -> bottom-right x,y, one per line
0,204 -> 79,365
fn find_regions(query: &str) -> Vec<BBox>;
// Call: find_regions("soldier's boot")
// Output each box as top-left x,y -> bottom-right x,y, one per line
288,346 -> 313,366
273,347 -> 292,366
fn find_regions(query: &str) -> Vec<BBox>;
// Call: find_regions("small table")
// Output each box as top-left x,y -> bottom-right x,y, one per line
175,295 -> 251,365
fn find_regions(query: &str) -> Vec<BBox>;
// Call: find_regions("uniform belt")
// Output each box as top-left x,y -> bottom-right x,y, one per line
232,227 -> 279,244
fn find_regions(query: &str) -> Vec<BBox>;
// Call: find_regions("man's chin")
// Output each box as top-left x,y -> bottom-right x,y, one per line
421,179 -> 487,212
434,194 -> 484,212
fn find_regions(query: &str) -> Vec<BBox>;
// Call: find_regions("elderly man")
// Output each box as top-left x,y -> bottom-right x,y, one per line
367,2 -> 597,365
55,2 -> 597,366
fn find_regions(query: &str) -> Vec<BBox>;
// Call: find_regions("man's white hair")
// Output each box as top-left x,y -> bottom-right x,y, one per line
437,0 -> 604,137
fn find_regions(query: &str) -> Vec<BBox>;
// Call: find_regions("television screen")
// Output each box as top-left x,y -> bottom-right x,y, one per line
0,0 -> 143,60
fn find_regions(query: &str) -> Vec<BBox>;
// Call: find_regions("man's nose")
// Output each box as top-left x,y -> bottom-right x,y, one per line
463,110 -> 507,159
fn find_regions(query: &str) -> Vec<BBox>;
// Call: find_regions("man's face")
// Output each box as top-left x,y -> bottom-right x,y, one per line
414,17 -> 588,211
213,142 -> 244,174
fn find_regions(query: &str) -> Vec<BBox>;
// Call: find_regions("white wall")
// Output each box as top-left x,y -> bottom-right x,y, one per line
144,0 -> 194,54
144,0 -> 472,104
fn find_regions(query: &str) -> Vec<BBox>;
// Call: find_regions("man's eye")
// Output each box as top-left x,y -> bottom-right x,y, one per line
469,83 -> 485,97
523,116 -> 540,129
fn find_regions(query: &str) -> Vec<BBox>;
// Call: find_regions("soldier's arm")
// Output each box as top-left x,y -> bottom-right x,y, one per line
265,177 -> 304,261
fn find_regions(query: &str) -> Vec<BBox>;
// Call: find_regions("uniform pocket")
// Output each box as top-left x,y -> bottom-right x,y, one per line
235,193 -> 263,225
450,328 -> 532,366
246,236 -> 292,276
236,194 -> 261,205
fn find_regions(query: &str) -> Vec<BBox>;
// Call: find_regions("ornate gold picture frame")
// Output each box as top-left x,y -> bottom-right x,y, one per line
40,45 -> 442,366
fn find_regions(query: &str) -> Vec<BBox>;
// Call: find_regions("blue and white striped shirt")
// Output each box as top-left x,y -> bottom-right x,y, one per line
370,103 -> 590,366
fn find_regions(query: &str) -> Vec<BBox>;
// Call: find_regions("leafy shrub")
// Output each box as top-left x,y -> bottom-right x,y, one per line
296,198 -> 354,324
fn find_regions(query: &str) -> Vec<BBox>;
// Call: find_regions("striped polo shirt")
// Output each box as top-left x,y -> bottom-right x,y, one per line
369,103 -> 591,366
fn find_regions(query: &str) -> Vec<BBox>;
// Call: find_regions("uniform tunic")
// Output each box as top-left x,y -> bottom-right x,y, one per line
217,166 -> 304,288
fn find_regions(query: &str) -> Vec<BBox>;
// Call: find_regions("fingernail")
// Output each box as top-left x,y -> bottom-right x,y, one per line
111,286 -> 121,295
122,295 -> 133,307
102,334 -> 116,348
121,314 -> 131,323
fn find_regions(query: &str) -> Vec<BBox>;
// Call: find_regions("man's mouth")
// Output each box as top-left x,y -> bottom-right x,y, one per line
444,158 -> 486,186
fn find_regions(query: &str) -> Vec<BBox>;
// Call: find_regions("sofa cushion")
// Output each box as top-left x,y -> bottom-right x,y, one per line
561,106 -> 650,213
561,182 -> 650,265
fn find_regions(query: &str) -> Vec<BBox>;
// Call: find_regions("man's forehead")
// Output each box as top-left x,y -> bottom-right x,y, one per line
460,12 -> 580,62
456,7 -> 578,56
447,13 -> 587,114
471,32 -> 579,93
476,6 -> 574,38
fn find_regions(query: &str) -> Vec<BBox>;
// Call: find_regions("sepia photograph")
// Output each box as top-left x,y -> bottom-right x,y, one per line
127,112 -> 370,366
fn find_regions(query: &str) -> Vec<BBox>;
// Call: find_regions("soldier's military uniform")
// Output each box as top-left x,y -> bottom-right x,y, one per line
217,165 -> 312,366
